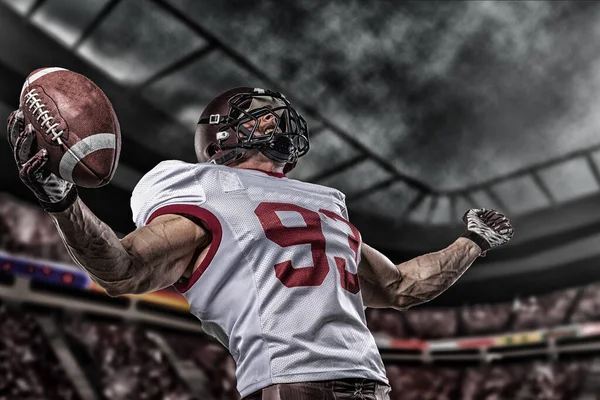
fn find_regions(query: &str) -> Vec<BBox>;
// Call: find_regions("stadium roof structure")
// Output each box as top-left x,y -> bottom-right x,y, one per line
2,0 -> 600,304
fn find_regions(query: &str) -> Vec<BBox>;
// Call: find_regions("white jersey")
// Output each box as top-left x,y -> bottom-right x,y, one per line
131,161 -> 388,397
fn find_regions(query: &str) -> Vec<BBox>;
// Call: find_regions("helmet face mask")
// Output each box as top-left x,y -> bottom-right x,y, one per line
196,88 -> 309,172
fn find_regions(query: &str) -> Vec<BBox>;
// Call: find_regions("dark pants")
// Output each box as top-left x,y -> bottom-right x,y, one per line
243,378 -> 391,400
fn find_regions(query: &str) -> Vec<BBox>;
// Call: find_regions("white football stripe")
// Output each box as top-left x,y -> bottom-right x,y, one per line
20,67 -> 68,100
59,133 -> 116,182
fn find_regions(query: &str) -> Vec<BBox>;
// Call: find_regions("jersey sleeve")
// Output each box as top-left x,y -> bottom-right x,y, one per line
130,160 -> 206,228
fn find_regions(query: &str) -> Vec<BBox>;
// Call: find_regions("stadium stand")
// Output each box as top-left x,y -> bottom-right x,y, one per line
571,284 -> 600,324
366,283 -> 600,340
510,289 -> 578,331
0,193 -> 598,399
404,308 -> 459,339
163,333 -> 240,400
0,304 -> 80,400
385,362 -> 590,400
0,193 -> 72,263
63,315 -> 196,400
459,302 -> 513,336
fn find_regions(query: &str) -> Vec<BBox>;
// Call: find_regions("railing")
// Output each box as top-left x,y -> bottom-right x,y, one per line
377,323 -> 600,362
0,251 -> 201,332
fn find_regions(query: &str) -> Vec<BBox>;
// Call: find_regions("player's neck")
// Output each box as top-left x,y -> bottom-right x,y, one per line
233,157 -> 285,175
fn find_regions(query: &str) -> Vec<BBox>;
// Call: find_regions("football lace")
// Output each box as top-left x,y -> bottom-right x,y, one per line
24,88 -> 65,145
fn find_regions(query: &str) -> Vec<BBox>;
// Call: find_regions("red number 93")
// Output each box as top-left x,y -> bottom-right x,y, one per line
254,202 -> 360,294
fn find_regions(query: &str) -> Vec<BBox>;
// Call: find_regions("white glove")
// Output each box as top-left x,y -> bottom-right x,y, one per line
461,208 -> 514,256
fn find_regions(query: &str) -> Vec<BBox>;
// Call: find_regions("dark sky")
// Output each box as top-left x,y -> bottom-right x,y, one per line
168,0 -> 600,190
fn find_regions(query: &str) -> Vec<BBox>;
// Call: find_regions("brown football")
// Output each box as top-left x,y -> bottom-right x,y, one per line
20,67 -> 121,188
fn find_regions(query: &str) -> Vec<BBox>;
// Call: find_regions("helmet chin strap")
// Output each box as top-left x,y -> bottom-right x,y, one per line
211,148 -> 246,166
260,136 -> 296,164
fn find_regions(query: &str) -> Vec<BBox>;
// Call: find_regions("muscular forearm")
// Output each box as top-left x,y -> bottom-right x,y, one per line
393,238 -> 481,309
49,198 -> 208,296
49,198 -> 136,292
359,238 -> 481,310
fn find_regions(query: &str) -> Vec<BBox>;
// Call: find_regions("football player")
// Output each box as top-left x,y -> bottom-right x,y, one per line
8,87 -> 514,400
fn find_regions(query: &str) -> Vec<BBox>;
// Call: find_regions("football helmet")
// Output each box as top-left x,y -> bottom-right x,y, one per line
195,87 -> 309,172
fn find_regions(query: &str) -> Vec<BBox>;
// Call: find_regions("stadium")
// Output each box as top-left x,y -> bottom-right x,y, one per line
1,1 -> 600,399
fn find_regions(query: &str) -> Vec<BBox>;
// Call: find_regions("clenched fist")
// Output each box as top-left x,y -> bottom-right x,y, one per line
461,209 -> 514,256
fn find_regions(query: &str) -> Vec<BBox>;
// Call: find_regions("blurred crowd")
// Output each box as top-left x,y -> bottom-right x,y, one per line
163,333 -> 239,400
0,303 -> 593,400
385,362 -> 589,400
0,305 -> 79,400
64,316 -> 196,400
0,193 -> 72,264
365,285 -> 600,340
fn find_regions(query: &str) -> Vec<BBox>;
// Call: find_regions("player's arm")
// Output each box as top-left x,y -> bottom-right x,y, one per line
8,110 -> 209,296
358,209 -> 514,310
50,198 -> 209,296
358,239 -> 480,310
